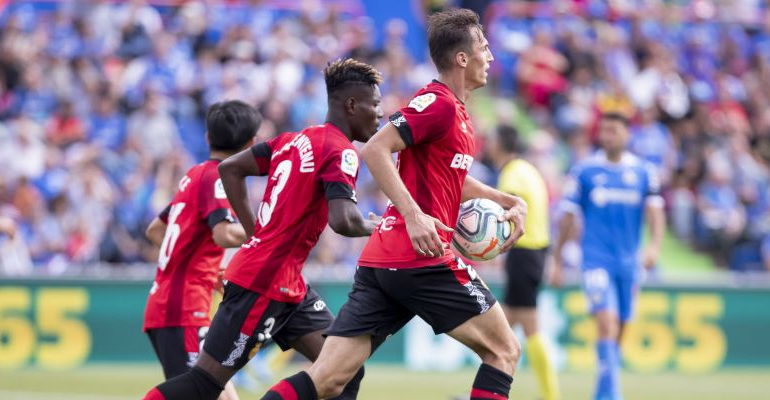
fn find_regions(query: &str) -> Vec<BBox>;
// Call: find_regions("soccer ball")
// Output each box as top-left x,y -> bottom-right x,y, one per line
451,198 -> 512,261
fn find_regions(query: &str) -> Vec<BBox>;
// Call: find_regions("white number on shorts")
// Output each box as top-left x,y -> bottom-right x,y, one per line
258,160 -> 292,227
583,268 -> 610,291
158,203 -> 186,270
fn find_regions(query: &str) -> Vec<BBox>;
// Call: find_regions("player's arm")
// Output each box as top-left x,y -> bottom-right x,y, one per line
360,123 -> 453,257
551,209 -> 576,287
642,197 -> 666,270
145,217 -> 167,247
211,220 -> 247,248
327,199 -> 378,237
0,216 -> 17,239
552,168 -> 583,287
462,175 -> 527,251
218,147 -> 264,237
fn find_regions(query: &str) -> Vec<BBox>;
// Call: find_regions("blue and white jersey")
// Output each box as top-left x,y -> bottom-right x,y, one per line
562,151 -> 663,278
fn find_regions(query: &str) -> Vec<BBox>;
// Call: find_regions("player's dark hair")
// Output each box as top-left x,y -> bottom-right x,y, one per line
496,124 -> 525,154
601,112 -> 630,126
427,8 -> 482,72
206,100 -> 262,152
324,58 -> 382,97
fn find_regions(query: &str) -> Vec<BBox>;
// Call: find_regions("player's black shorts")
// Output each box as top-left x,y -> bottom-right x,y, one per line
326,258 -> 497,352
203,282 -> 333,370
503,247 -> 548,308
146,326 -> 208,379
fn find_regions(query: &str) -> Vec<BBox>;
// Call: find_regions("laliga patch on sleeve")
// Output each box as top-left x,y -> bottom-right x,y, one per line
408,93 -> 436,112
215,178 -> 227,199
340,149 -> 358,177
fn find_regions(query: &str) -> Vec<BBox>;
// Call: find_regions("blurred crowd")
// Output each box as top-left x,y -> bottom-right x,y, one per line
1,0 -> 769,274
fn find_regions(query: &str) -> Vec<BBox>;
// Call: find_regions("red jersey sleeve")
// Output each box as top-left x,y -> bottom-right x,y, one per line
198,166 -> 235,229
388,91 -> 455,147
250,137 -> 277,176
318,140 -> 358,203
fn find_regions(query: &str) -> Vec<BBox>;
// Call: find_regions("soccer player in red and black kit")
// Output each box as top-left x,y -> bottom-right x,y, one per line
143,59 -> 384,400
259,9 -> 528,400
143,100 -> 259,400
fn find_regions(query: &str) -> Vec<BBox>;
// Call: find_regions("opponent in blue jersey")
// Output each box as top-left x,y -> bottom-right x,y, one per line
552,113 -> 666,400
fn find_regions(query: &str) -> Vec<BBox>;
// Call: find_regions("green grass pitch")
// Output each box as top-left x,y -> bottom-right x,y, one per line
0,364 -> 768,400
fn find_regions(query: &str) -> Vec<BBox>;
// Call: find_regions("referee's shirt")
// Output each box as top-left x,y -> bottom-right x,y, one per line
497,159 -> 549,250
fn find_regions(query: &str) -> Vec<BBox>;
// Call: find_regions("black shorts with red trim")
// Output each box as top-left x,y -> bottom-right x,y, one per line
146,326 -> 209,379
326,258 -> 497,352
203,282 -> 333,370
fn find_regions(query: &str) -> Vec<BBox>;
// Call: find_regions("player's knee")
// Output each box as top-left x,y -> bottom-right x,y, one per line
315,374 -> 348,399
503,334 -> 522,369
596,314 -> 620,339
478,334 -> 520,373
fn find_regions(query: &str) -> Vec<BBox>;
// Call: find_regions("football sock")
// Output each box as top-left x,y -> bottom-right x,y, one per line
261,371 -> 318,400
595,339 -> 621,400
470,363 -> 513,400
526,334 -> 561,400
146,366 -> 224,400
329,366 -> 365,400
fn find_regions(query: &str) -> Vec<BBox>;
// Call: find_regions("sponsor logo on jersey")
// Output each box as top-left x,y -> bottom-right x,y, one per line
313,300 -> 327,311
460,121 -> 468,133
341,149 -> 358,177
408,93 -> 436,112
391,115 -> 407,127
450,153 -> 474,170
193,311 -> 207,319
214,178 -> 227,199
622,170 -> 638,185
589,187 -> 642,207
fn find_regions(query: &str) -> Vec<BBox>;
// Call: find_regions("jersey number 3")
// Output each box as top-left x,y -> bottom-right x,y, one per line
158,203 -> 186,270
258,160 -> 292,227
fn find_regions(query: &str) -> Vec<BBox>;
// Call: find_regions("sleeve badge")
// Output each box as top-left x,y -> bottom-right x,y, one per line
408,93 -> 437,112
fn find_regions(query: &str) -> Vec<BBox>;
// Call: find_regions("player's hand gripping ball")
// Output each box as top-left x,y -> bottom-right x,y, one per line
451,198 -> 512,261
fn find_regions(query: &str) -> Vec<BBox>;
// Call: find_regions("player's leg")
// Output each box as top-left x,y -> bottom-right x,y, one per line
260,267 -> 413,400
146,327 -> 192,379
583,267 -> 622,400
377,261 -> 519,400
144,283 -> 285,400
502,248 -> 560,400
270,287 -> 365,400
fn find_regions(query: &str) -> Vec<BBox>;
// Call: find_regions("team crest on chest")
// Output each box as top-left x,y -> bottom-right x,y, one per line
341,149 -> 358,177
622,170 -> 638,186
408,93 -> 436,112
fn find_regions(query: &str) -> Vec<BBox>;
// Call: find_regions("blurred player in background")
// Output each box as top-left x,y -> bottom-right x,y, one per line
488,124 -> 560,400
143,58 -> 384,400
552,113 -> 666,400
143,100 -> 260,400
260,9 -> 527,400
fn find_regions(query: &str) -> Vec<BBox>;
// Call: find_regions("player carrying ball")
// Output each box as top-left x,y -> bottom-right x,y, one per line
143,58 -> 384,400
260,8 -> 528,400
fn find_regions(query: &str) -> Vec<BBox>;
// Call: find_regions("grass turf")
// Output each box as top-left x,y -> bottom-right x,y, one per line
0,364 -> 767,400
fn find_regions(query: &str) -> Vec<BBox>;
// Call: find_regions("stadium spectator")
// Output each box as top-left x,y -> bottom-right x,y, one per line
2,0 -> 770,272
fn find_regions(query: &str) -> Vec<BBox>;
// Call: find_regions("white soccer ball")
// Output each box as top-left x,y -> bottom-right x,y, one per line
451,198 -> 512,261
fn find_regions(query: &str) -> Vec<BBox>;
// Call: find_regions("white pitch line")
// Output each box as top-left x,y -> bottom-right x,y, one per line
0,389 -> 138,400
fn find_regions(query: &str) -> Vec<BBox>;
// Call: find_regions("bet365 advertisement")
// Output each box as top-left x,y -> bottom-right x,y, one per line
1,279 -> 768,371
